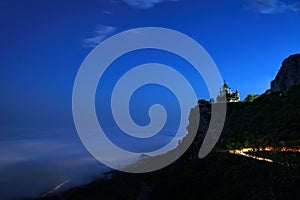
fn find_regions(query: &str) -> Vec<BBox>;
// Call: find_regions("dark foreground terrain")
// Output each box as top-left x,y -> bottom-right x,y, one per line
39,151 -> 299,200
39,55 -> 300,200
39,83 -> 300,199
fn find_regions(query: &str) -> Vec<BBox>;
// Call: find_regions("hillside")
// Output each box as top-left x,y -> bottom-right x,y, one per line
39,152 -> 299,200
39,55 -> 300,200
222,83 -> 300,149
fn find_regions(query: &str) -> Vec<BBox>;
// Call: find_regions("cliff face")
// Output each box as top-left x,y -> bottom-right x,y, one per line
270,54 -> 300,92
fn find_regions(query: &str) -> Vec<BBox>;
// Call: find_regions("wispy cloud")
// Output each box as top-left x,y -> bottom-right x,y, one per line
83,25 -> 116,48
245,0 -> 300,14
122,0 -> 179,9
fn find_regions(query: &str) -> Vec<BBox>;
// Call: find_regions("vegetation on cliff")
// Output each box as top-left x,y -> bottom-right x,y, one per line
222,83 -> 300,150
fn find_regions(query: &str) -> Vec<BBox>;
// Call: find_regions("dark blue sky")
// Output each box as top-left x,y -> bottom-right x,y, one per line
0,0 -> 299,127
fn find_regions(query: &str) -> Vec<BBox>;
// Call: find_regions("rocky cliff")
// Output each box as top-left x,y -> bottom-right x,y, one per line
270,54 -> 300,92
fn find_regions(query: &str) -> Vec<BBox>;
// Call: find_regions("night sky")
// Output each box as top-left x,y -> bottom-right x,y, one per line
0,0 -> 300,127
0,0 -> 300,199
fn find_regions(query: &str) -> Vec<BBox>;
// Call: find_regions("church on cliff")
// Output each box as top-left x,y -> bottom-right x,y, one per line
216,80 -> 240,102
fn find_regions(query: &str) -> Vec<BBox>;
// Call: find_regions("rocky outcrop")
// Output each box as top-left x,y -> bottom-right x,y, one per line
270,54 -> 300,92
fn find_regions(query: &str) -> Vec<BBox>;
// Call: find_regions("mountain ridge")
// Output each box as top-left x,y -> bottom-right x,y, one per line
38,54 -> 300,200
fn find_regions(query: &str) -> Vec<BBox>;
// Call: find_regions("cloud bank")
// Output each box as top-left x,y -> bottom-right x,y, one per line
0,128 -> 108,199
245,0 -> 300,14
0,127 -> 174,199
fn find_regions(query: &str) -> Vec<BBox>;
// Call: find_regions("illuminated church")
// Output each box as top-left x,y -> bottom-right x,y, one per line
216,80 -> 240,102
